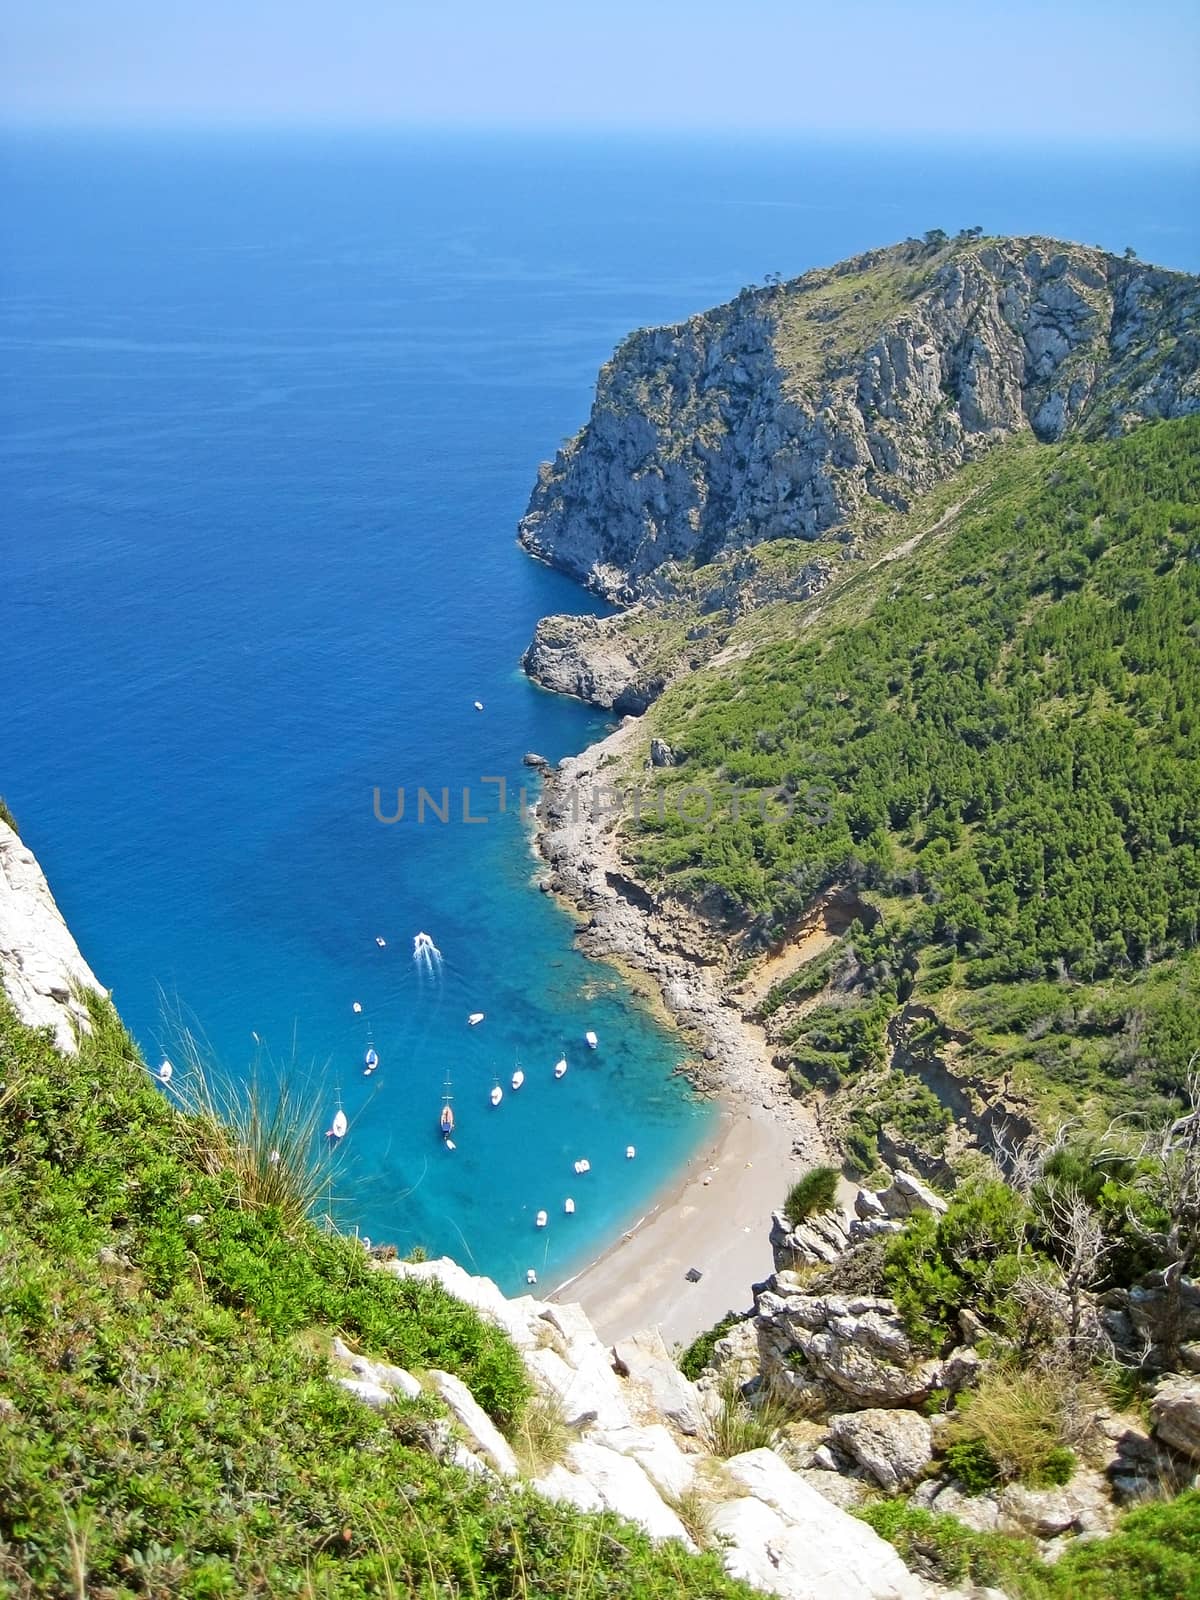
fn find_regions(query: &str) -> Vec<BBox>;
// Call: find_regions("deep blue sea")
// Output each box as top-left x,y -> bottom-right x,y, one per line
2,131 -> 1197,1291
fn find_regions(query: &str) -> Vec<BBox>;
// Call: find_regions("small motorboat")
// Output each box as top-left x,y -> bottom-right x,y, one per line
573,1158 -> 591,1175
626,1145 -> 636,1160
473,700 -> 484,712
490,1079 -> 503,1108
584,1030 -> 598,1050
468,1012 -> 485,1026
564,1197 -> 575,1215
328,1108 -> 348,1141
526,1268 -> 538,1285
376,936 -> 387,948
554,1054 -> 567,1079
157,1058 -> 173,1084
364,1045 -> 379,1077
352,1001 -> 362,1014
535,1210 -> 548,1229
511,1065 -> 525,1091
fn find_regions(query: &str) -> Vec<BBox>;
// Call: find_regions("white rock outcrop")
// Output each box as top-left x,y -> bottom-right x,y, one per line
341,1252 -> 963,1595
0,818 -> 106,1053
827,1408 -> 934,1492
429,1369 -> 520,1479
715,1448 -> 927,1600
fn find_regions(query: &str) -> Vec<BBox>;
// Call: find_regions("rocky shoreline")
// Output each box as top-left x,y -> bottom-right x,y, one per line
529,717 -> 827,1165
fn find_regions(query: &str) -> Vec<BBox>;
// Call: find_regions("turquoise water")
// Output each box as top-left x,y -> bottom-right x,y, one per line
2,132 -> 1196,1290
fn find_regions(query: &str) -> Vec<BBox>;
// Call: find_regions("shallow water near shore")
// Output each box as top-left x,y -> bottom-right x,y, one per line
2,132 -> 1196,1290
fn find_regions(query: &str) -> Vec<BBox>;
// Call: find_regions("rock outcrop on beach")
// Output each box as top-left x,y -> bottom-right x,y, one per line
519,235 -> 1199,599
0,817 -> 106,1052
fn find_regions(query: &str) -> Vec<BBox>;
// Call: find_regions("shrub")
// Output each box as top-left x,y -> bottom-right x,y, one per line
0,795 -> 17,832
679,1309 -> 743,1380
884,1179 -> 1029,1348
783,1165 -> 840,1223
944,1436 -> 1002,1493
703,1371 -> 788,1457
946,1365 -> 1097,1488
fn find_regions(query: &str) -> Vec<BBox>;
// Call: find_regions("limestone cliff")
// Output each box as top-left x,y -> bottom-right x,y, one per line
0,817 -> 106,1052
519,236 -> 1200,598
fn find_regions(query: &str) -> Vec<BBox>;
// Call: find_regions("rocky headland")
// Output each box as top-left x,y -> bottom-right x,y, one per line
519,235 -> 1199,602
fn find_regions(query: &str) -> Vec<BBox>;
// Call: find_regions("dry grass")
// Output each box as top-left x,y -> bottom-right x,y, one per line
165,1028 -> 341,1232
947,1361 -> 1105,1486
703,1370 -> 792,1458
512,1388 -> 571,1478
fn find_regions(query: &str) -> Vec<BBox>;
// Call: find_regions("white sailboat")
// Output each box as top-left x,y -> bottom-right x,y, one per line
440,1073 -> 455,1148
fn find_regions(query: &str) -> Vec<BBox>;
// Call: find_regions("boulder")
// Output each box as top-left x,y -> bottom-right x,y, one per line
714,1449 -> 927,1599
997,1475 -> 1116,1537
532,1462 -> 604,1513
1151,1377 -> 1200,1461
428,1370 -> 520,1478
827,1407 -> 933,1491
612,1328 -> 705,1435
331,1336 -> 422,1401
565,1439 -> 695,1547
876,1171 -> 948,1220
854,1188 -> 888,1222
649,738 -> 677,768
757,1291 -> 943,1406
335,1377 -> 394,1410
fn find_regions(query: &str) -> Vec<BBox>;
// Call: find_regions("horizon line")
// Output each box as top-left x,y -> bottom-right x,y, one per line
1,118 -> 1198,153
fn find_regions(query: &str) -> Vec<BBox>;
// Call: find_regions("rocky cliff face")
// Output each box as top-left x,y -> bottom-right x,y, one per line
0,818 -> 106,1052
519,237 -> 1200,598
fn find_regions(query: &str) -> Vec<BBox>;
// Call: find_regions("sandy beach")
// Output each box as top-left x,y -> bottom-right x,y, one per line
548,1101 -> 801,1350
526,714 -> 833,1351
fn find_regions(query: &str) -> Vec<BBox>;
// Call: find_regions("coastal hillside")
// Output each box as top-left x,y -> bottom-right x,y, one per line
519,235 -> 1199,599
3,842 -> 1199,1600
520,241 -> 1200,1174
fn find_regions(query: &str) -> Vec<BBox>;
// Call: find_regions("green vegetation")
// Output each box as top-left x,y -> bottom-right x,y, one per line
701,1371 -> 788,1458
946,1367 -> 1092,1489
631,416 -> 1200,1129
883,1178 -> 1029,1350
678,1309 -> 743,1381
0,995 -> 753,1597
862,1493 -> 1200,1599
0,796 -> 17,833
782,1165 -> 839,1222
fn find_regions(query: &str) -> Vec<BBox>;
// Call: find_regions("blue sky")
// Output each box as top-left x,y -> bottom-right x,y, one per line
2,0 -> 1197,140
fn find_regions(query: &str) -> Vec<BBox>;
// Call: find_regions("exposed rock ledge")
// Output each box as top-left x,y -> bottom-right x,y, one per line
0,818 -> 106,1052
335,1252 -> 950,1600
522,611 -> 663,713
519,236 -> 1199,598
